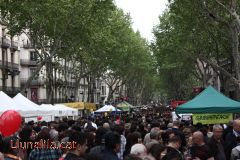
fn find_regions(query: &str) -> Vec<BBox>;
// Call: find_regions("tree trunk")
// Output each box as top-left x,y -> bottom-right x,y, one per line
74,81 -> 80,101
64,59 -> 67,102
46,59 -> 54,104
83,78 -> 86,102
107,86 -> 114,103
230,20 -> 240,99
87,77 -> 91,102
54,68 -> 57,103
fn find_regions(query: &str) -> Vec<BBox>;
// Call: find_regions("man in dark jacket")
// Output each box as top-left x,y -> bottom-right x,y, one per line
171,120 -> 186,151
164,135 -> 184,160
101,131 -> 121,160
64,131 -> 88,160
190,131 -> 214,160
225,120 -> 240,160
208,124 -> 226,160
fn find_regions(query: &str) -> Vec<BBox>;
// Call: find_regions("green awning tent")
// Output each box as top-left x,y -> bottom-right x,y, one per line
116,101 -> 134,112
176,86 -> 240,114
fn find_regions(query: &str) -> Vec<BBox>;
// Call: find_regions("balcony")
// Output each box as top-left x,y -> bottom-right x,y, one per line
0,60 -> 6,69
22,41 -> 35,49
23,42 -> 33,49
2,37 -> 11,48
20,59 -> 38,66
20,78 -> 45,86
0,60 -> 20,75
8,62 -> 19,70
7,62 -> 20,75
10,40 -> 18,51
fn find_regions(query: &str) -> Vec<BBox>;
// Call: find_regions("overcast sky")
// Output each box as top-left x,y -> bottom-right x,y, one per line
115,0 -> 169,42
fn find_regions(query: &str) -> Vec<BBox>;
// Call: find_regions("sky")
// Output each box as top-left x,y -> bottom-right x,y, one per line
115,0 -> 169,42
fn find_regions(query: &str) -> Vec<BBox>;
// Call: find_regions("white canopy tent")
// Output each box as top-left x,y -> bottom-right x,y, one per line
0,91 -> 20,114
94,105 -> 121,113
24,104 -> 78,122
13,93 -> 50,118
54,104 -> 78,117
0,91 -> 45,118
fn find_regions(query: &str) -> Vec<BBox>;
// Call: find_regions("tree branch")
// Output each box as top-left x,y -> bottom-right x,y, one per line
199,55 -> 240,85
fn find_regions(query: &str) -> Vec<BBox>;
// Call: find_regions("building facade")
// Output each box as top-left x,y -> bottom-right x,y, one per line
0,20 -> 20,97
0,20 -> 118,105
19,33 -> 91,104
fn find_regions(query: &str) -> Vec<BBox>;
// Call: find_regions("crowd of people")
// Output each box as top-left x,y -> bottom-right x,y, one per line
0,107 -> 240,160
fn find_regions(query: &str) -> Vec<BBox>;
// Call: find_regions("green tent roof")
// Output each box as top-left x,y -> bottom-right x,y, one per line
116,101 -> 134,111
176,86 -> 240,114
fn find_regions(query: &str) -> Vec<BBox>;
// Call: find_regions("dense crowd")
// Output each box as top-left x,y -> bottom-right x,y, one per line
0,107 -> 240,160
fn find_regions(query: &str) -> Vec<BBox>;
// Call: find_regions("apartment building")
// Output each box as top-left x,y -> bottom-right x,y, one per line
19,33 -> 91,104
0,24 -> 123,105
0,19 -> 116,106
0,20 -> 20,97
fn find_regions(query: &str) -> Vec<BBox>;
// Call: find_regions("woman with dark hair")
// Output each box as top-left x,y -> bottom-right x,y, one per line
124,131 -> 142,157
2,136 -> 21,160
148,144 -> 166,160
29,128 -> 62,160
18,125 -> 33,159
161,130 -> 176,144
89,127 -> 108,154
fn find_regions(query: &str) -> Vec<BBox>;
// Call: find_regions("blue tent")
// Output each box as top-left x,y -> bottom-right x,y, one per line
176,86 -> 240,114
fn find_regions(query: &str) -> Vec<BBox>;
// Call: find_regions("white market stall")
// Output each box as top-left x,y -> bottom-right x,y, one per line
0,91 -> 21,114
0,91 -> 46,118
54,104 -> 78,118
13,93 -> 52,121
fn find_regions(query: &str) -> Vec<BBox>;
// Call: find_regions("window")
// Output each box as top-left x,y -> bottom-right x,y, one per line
102,86 -> 106,95
11,52 -> 14,63
31,88 -> 38,102
30,68 -> 38,80
11,76 -> 14,87
30,51 -> 38,61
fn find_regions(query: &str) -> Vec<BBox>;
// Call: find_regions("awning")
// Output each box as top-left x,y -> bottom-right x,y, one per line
64,102 -> 84,110
64,102 -> 96,110
176,86 -> 240,114
116,101 -> 134,111
84,102 -> 96,110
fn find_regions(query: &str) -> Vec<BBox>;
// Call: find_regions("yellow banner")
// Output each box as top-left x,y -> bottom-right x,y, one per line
192,113 -> 233,125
